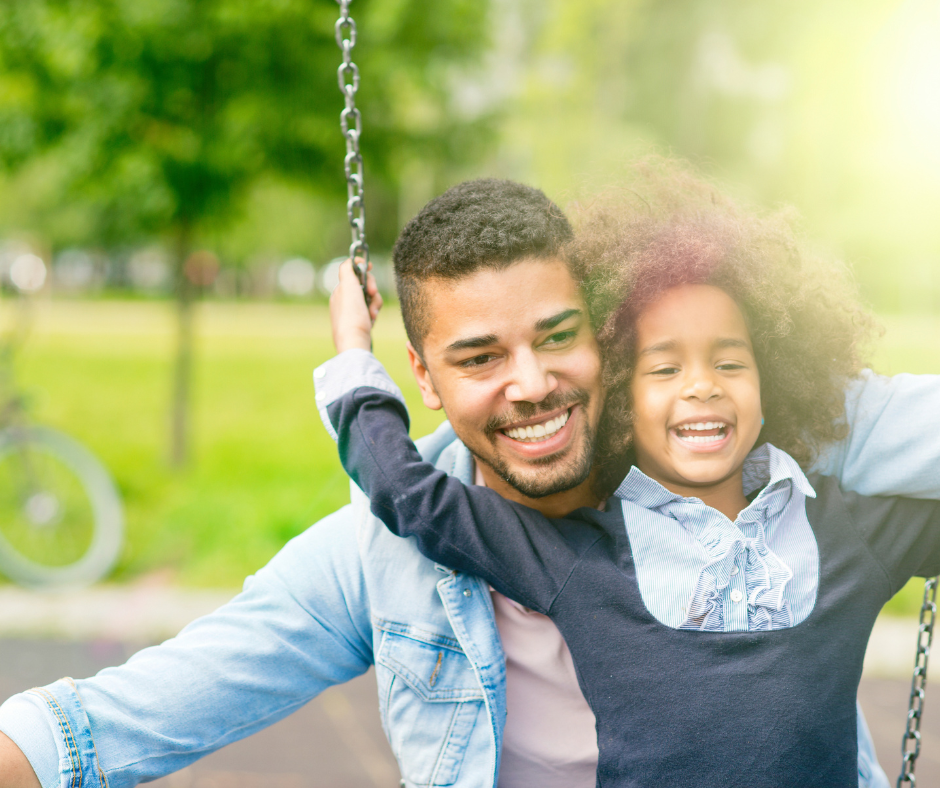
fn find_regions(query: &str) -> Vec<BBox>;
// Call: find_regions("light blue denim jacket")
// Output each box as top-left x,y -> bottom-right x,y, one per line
2,369 -> 938,788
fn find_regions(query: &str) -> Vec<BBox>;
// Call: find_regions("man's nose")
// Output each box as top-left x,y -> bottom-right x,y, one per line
504,351 -> 557,403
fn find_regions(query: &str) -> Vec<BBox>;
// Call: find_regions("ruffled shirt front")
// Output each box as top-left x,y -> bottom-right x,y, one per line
614,444 -> 820,632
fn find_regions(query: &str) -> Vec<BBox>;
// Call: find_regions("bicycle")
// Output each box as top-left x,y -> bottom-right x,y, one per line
0,252 -> 123,588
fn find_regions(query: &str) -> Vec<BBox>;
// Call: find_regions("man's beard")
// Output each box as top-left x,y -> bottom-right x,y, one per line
472,388 -> 596,499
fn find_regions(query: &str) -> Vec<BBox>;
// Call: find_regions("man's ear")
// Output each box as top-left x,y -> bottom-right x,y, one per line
407,341 -> 443,411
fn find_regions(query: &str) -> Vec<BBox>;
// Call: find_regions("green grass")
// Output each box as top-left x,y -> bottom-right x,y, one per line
2,300 -> 938,612
1,298 -> 445,587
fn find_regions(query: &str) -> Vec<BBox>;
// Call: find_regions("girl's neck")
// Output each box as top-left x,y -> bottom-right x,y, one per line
643,468 -> 750,522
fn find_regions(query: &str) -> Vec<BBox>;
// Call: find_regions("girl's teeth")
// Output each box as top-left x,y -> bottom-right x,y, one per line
678,433 -> 724,444
505,411 -> 570,442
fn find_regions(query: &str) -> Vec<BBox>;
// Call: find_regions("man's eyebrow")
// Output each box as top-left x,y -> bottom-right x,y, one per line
534,308 -> 582,333
446,334 -> 499,353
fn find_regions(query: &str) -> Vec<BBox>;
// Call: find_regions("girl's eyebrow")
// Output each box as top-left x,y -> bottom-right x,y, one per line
637,339 -> 678,358
638,336 -> 751,357
715,337 -> 751,351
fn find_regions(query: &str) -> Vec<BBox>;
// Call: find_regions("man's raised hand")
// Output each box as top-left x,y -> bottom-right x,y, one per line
329,258 -> 382,353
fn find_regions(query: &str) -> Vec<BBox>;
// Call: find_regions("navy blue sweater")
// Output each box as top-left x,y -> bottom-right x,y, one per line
327,386 -> 940,788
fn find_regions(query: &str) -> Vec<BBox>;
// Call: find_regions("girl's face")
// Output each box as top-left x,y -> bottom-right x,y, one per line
630,284 -> 763,498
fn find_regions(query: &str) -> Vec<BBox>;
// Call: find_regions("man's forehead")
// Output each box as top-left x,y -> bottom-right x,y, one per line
420,257 -> 583,349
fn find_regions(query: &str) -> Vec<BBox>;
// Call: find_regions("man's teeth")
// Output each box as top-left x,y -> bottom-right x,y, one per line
504,411 -> 569,442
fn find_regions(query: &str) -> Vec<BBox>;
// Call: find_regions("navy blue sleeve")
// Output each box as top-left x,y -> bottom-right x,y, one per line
327,386 -> 599,613
833,480 -> 940,592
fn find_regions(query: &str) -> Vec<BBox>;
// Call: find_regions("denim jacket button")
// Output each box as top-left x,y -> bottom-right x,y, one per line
463,589 -> 472,597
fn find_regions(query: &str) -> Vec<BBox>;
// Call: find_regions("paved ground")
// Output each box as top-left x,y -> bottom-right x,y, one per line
2,588 -> 940,786
0,639 -> 400,788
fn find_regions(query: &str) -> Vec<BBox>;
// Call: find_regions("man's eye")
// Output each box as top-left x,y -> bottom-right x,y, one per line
544,329 -> 577,346
460,354 -> 495,368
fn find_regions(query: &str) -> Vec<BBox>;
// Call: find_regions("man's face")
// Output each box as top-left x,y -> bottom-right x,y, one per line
407,257 -> 604,511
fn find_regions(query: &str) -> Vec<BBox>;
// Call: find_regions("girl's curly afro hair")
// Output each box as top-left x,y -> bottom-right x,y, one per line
567,158 -> 878,496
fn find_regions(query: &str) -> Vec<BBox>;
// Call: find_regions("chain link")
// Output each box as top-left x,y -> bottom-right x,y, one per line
898,576 -> 939,787
335,0 -> 368,290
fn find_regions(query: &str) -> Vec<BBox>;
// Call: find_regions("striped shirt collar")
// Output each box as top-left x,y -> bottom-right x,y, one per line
613,442 -> 817,508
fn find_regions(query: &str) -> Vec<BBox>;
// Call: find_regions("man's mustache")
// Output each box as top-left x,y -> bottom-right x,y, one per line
484,389 -> 592,436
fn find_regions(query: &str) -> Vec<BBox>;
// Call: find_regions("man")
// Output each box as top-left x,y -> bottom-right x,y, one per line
2,179 -> 938,788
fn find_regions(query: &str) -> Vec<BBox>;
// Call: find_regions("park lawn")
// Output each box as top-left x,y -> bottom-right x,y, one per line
2,298 -> 445,587
2,300 -> 938,611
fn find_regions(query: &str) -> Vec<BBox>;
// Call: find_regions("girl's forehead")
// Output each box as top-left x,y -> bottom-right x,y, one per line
635,284 -> 751,347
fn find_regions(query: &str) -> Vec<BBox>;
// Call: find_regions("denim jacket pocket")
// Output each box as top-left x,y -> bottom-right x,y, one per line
375,626 -> 485,786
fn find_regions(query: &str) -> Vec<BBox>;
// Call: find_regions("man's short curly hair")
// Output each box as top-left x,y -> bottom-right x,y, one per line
569,159 -> 878,494
393,178 -> 573,354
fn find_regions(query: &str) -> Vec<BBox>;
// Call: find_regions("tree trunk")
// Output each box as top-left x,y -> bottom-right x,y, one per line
170,226 -> 194,467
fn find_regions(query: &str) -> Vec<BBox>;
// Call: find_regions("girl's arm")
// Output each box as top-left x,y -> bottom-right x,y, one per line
321,261 -> 594,613
813,370 -> 940,499
316,352 -> 588,614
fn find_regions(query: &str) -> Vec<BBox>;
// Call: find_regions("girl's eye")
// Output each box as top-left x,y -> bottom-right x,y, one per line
460,354 -> 496,368
717,362 -> 745,371
650,366 -> 679,376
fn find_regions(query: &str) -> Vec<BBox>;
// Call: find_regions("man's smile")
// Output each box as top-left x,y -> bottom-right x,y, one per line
492,403 -> 582,459
501,407 -> 571,443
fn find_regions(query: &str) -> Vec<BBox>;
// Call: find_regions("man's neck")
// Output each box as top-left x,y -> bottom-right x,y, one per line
475,462 -> 603,517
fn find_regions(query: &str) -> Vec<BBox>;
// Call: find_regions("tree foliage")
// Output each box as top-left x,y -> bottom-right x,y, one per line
0,0 -> 493,249
0,0 -> 494,464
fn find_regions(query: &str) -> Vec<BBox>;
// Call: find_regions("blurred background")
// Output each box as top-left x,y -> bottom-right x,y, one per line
1,1 -> 939,782
0,0 -> 937,592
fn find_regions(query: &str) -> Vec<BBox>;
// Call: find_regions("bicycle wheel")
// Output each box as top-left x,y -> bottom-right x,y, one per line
0,425 -> 123,588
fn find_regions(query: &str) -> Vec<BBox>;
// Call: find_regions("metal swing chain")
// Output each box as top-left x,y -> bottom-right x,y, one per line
335,0 -> 369,292
898,575 -> 939,787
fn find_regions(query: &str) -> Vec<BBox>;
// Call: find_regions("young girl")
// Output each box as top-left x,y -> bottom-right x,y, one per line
317,169 -> 940,787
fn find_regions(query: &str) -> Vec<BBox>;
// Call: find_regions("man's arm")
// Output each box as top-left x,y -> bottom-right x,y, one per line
0,506 -> 374,788
0,732 -> 40,788
815,370 -> 940,497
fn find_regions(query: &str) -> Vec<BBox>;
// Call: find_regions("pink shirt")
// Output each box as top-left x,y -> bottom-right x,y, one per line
474,464 -> 598,787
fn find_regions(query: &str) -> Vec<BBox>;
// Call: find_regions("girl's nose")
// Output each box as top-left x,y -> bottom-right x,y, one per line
683,369 -> 722,401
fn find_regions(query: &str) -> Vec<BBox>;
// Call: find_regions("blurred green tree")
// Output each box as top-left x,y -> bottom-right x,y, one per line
482,0 -> 940,314
0,0 -> 492,464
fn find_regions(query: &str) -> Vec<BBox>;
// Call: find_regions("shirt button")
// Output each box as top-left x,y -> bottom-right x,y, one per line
314,367 -> 326,378
731,565 -> 739,576
315,391 -> 326,402
730,589 -> 744,603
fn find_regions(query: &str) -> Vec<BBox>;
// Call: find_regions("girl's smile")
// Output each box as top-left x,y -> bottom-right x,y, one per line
630,284 -> 764,520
